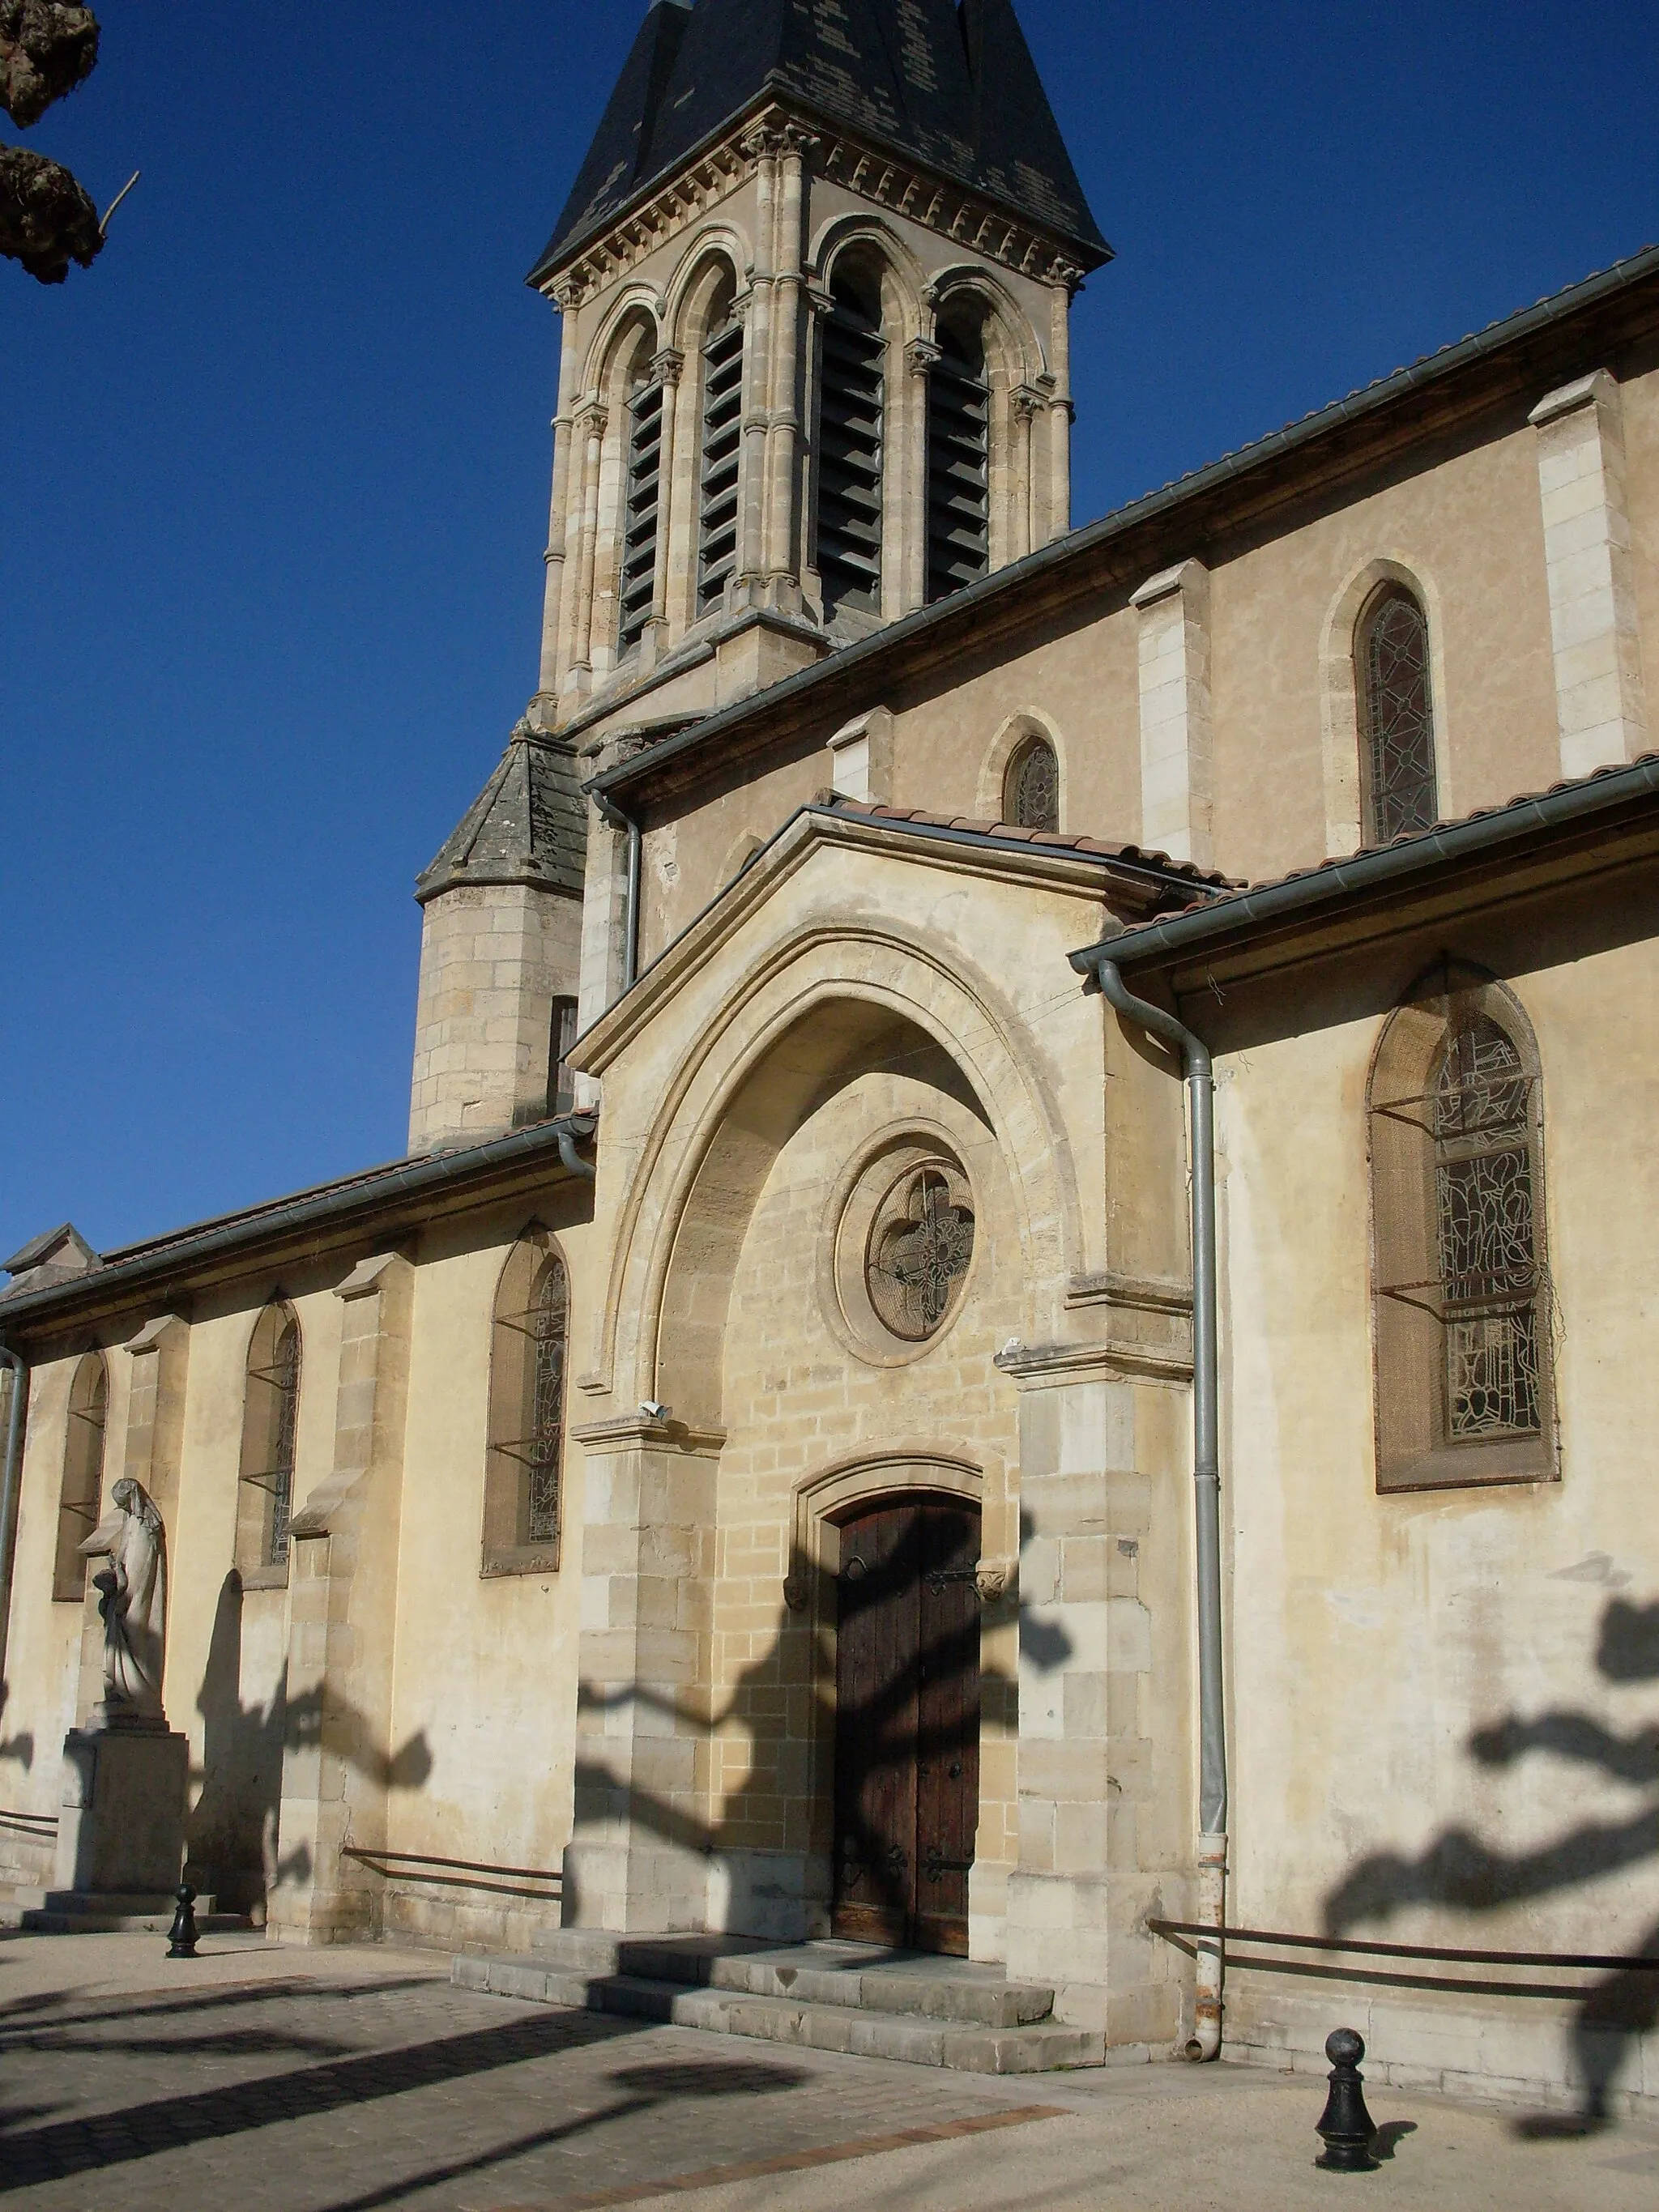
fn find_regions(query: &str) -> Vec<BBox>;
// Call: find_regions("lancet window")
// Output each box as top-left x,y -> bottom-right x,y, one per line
618,373 -> 666,652
484,1238 -> 569,1572
53,1351 -> 107,1601
1368,976 -> 1554,1490
236,1302 -> 302,1579
1358,585 -> 1439,845
815,266 -> 885,613
927,309 -> 991,603
697,304 -> 744,614
1004,733 -> 1060,832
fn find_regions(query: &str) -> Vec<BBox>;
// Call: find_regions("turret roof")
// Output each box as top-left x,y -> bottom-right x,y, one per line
531,0 -> 1107,284
416,723 -> 587,906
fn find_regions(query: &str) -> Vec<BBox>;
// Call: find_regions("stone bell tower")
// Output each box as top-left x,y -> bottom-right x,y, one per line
522,0 -> 1111,735
407,0 -> 1107,1149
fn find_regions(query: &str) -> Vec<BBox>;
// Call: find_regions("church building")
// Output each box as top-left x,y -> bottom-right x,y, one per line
4,0 -> 1658,2119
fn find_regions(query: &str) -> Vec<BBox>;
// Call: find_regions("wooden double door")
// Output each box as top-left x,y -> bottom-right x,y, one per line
832,1497 -> 981,1956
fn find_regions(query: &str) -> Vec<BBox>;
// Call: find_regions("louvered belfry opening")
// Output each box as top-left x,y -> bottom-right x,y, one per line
618,373 -> 665,652
928,309 -> 991,603
697,302 -> 744,614
816,264 -> 885,612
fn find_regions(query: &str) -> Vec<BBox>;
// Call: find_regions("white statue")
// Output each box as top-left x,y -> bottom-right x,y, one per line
79,1478 -> 168,1724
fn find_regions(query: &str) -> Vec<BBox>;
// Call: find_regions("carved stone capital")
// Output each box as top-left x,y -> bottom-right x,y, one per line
574,397 -> 609,441
651,345 -> 686,388
975,1558 -> 1014,1605
1011,382 -> 1046,423
905,338 -> 942,378
783,1572 -> 812,1613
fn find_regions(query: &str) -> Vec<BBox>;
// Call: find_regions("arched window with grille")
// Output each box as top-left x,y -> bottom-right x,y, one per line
697,275 -> 744,616
53,1351 -> 107,1601
815,262 -> 885,614
236,1304 -> 302,1580
1358,585 -> 1439,845
1004,732 -> 1060,832
1368,971 -> 1554,1490
484,1234 -> 569,1575
927,305 -> 991,603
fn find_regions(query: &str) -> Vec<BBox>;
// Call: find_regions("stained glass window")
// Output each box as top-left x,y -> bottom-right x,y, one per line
1359,587 -> 1439,845
526,1259 -> 567,1546
867,1168 -> 975,1341
1005,736 -> 1059,832
267,1318 -> 301,1566
1432,1019 -> 1540,1439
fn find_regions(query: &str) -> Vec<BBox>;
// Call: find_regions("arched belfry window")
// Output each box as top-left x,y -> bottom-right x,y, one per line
237,1303 -> 302,1579
53,1351 -> 107,1601
618,364 -> 666,653
928,304 -> 991,603
697,275 -> 744,615
1358,585 -> 1439,845
1004,732 -> 1059,832
1368,971 -> 1554,1490
484,1235 -> 569,1574
815,262 -> 885,613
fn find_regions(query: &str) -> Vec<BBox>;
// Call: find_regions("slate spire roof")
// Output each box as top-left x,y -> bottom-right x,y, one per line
531,0 -> 1107,284
416,722 -> 587,906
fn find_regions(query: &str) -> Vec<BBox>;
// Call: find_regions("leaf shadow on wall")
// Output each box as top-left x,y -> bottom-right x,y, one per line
0,1678 -> 33,1774
567,1508 -> 1065,1938
1323,1595 -> 1659,2135
188,1571 -> 433,1914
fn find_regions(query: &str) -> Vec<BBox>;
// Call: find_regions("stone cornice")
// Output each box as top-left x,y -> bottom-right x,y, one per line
539,99 -> 1090,311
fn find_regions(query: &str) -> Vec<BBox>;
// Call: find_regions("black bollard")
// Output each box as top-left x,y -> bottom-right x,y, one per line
1315,2028 -> 1380,2172
166,1884 -> 200,1959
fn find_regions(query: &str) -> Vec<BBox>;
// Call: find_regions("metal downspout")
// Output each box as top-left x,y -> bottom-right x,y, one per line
0,1343 -> 28,1691
556,1126 -> 596,1183
1084,956 -> 1227,2059
593,791 -> 641,994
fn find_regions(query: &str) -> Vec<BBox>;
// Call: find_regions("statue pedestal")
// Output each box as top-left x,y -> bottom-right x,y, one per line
53,1718 -> 189,1901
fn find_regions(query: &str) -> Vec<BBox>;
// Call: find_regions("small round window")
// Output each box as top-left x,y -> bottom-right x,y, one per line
864,1163 -> 975,1342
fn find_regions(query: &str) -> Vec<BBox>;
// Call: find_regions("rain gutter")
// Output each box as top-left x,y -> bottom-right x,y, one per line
1069,753 -> 1659,980
0,1112 -> 599,1336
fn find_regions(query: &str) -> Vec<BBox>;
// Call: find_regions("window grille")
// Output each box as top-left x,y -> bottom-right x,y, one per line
866,1167 -> 975,1341
265,1319 -> 301,1564
53,1352 -> 107,1601
237,1303 -> 303,1578
1368,978 -> 1554,1490
697,317 -> 744,612
815,279 -> 885,612
927,322 -> 990,603
548,995 -> 579,1117
1359,587 -> 1439,844
1005,735 -> 1059,831
618,377 -> 665,652
1432,1020 -> 1540,1439
484,1242 -> 569,1571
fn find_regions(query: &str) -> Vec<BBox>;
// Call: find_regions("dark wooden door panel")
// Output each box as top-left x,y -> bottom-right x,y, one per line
832,1495 -> 979,1954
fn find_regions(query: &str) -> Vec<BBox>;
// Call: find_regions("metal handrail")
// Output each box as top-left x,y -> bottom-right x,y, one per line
1149,1917 -> 1659,1974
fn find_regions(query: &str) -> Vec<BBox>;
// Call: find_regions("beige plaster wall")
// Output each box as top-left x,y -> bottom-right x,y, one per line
1622,359 -> 1659,728
1216,927 -> 1659,2106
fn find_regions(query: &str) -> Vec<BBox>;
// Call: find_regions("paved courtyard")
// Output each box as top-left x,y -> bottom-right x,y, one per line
2,1930 -> 1657,2210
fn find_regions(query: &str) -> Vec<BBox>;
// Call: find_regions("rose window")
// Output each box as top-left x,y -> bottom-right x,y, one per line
865,1166 -> 975,1341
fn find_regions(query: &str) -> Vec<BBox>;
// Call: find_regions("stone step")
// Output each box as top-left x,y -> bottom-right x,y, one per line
527,1930 -> 1058,2027
0,1886 -> 245,1936
455,1938 -> 1103,2075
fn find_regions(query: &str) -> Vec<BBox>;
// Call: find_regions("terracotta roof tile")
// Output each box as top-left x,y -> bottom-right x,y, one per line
829,799 -> 1239,889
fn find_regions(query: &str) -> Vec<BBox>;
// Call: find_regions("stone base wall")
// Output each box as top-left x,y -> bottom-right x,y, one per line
1225,1975 -> 1659,2125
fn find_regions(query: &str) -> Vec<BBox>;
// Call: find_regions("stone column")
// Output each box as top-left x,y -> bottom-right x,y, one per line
736,128 -> 778,595
533,282 -> 582,726
561,1413 -> 720,1933
567,399 -> 609,692
267,1253 -> 414,1946
1012,385 -> 1045,563
1046,268 -> 1080,541
1131,560 -> 1214,867
764,128 -> 813,604
903,338 -> 940,614
999,1350 -> 1190,2051
1529,369 -> 1648,779
646,346 -> 685,658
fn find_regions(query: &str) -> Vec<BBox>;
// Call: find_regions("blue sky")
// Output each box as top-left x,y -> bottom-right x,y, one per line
2,0 -> 1656,1264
